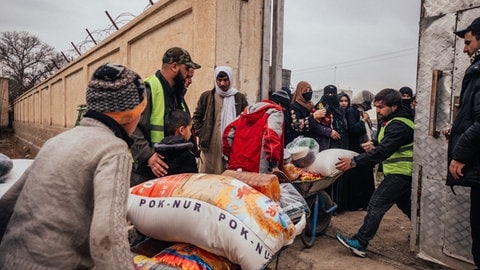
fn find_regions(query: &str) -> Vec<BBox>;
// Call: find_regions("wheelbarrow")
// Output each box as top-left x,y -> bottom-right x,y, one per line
275,169 -> 343,248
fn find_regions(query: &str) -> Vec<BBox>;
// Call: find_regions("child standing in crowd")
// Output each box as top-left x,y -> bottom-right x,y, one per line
155,109 -> 198,175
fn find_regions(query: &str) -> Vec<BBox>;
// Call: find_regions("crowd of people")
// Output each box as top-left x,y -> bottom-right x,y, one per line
1,14 -> 480,267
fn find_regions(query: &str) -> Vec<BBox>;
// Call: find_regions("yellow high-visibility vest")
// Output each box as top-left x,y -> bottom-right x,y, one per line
377,117 -> 414,176
144,75 -> 165,143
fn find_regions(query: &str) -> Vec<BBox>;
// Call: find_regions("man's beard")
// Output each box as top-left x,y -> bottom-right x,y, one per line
173,71 -> 187,103
173,71 -> 186,88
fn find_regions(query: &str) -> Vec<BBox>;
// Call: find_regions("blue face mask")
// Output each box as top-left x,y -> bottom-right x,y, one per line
302,91 -> 313,101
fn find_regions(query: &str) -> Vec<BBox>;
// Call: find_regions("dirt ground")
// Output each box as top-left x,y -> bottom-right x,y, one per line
269,207 -> 448,270
0,131 -> 31,159
0,131 -> 450,269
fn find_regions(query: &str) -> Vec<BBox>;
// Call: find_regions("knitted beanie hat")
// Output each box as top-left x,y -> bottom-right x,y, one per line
270,89 -> 291,109
281,86 -> 292,98
86,64 -> 146,112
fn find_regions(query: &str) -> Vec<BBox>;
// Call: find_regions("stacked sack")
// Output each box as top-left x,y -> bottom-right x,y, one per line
128,173 -> 298,269
133,243 -> 240,270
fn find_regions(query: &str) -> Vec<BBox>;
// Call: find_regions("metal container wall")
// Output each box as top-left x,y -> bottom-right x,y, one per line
413,1 -> 480,268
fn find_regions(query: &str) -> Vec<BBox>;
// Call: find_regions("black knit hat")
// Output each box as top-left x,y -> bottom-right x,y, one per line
270,89 -> 291,109
86,64 -> 145,112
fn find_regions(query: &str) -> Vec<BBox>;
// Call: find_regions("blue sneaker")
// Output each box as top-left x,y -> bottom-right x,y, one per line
336,233 -> 366,258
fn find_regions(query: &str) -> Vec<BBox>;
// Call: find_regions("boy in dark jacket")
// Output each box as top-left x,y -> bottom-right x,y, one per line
154,109 -> 198,175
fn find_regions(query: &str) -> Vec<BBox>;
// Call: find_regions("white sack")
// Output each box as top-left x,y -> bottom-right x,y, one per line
306,148 -> 359,176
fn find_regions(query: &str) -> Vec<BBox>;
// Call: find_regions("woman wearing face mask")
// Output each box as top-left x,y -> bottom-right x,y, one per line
314,85 -> 345,151
284,81 -> 331,146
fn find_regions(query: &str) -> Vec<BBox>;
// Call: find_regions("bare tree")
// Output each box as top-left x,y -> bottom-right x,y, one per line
0,31 -> 66,103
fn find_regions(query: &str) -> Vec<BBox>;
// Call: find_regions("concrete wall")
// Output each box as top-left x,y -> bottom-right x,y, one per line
13,0 -> 270,156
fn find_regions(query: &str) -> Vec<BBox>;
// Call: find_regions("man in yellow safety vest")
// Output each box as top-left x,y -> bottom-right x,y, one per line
130,47 -> 200,186
334,88 -> 414,258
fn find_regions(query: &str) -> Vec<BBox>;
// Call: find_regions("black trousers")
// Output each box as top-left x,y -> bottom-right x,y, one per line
355,174 -> 411,247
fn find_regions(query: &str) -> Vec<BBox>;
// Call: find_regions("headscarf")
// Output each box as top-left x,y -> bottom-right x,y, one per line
319,84 -> 339,113
318,84 -> 346,134
352,90 -> 375,112
214,66 -> 239,133
291,81 -> 314,111
352,90 -> 375,141
399,86 -> 413,109
338,92 -> 351,110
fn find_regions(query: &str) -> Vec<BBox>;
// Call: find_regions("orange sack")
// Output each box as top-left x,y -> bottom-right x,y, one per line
221,170 -> 280,201
133,243 -> 240,270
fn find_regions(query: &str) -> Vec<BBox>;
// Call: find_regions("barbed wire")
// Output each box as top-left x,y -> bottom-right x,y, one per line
61,2 -> 154,62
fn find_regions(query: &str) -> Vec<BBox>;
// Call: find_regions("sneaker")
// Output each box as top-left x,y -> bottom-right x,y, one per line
336,233 -> 366,258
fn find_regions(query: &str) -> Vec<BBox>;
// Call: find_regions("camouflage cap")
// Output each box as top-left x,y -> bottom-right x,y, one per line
162,47 -> 201,69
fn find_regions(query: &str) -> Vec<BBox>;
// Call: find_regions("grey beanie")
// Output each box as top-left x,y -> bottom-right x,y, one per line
270,89 -> 291,109
86,64 -> 145,112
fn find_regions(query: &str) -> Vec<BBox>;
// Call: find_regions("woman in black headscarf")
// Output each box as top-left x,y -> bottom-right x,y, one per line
345,90 -> 376,211
315,86 -> 349,212
315,85 -> 347,150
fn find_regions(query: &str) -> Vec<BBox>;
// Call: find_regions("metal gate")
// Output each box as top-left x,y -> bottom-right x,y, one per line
412,1 -> 480,268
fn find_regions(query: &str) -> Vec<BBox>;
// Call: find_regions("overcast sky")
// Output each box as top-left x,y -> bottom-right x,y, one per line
0,0 -> 421,94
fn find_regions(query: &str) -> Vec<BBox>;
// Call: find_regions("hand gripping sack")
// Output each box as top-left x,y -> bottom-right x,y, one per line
306,148 -> 359,176
127,173 -> 297,270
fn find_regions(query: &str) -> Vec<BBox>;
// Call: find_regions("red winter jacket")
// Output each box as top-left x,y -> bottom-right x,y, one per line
223,101 -> 285,173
